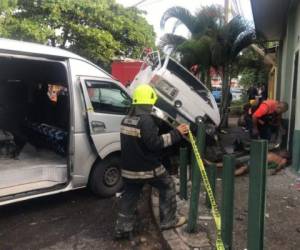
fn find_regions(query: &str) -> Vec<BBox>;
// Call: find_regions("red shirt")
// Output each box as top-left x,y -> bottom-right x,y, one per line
253,100 -> 278,118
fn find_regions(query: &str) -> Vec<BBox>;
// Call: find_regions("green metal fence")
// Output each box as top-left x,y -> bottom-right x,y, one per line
179,124 -> 268,250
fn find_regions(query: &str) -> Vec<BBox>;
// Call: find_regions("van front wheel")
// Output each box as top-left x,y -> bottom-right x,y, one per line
89,155 -> 123,197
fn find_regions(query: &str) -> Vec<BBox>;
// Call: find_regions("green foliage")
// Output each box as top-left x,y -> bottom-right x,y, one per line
234,48 -> 269,88
239,68 -> 257,87
159,4 -> 255,127
229,99 -> 245,116
0,0 -> 17,10
0,0 -> 155,68
160,5 -> 254,65
178,36 -> 212,69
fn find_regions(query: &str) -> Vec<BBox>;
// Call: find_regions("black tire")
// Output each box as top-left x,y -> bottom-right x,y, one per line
89,155 -> 123,197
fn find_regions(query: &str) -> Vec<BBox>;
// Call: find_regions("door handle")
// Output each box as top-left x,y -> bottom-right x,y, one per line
91,121 -> 106,133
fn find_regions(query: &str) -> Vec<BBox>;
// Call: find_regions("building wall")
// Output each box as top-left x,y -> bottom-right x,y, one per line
293,4 -> 300,130
278,1 -> 300,172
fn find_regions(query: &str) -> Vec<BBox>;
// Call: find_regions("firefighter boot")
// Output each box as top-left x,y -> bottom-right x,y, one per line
160,216 -> 186,230
114,213 -> 134,240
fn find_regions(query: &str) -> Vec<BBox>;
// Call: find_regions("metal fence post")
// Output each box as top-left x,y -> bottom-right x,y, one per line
247,140 -> 268,250
292,130 -> 300,173
205,163 -> 217,208
179,147 -> 188,200
221,155 -> 236,250
187,123 -> 205,233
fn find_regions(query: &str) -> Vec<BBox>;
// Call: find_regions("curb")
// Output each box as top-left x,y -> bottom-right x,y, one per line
148,188 -> 172,250
150,185 -> 213,250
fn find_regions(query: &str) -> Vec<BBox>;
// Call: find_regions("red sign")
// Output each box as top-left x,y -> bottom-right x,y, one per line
111,60 -> 144,86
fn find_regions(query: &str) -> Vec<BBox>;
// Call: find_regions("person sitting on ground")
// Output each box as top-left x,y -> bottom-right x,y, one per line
251,100 -> 288,140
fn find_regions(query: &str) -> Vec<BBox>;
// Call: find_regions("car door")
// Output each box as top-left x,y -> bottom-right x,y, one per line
80,77 -> 131,158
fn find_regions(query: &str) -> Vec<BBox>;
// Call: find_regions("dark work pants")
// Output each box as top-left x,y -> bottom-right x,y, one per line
258,124 -> 278,141
115,172 -> 177,234
245,114 -> 253,131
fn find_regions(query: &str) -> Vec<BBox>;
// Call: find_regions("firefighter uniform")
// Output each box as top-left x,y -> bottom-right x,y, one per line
115,84 -> 184,238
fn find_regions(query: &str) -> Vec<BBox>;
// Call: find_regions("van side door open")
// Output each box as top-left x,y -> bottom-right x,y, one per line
79,77 -> 131,158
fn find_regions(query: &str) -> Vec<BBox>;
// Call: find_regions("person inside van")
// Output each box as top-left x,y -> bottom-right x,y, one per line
114,84 -> 188,239
251,100 -> 288,140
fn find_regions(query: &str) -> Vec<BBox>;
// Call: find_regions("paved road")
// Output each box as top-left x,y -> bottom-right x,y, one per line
0,189 -> 163,250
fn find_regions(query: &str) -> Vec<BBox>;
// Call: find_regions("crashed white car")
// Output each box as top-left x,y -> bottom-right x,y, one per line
129,52 -> 223,161
129,52 -> 220,127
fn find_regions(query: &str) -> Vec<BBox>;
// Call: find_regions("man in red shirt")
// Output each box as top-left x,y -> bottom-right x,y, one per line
252,100 -> 288,140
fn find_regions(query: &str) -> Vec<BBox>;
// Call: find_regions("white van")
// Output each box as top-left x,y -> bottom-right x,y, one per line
0,39 -> 131,205
0,40 -> 222,206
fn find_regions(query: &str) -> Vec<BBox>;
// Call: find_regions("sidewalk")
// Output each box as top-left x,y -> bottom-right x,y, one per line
151,117 -> 300,250
150,117 -> 244,250
151,184 -> 213,250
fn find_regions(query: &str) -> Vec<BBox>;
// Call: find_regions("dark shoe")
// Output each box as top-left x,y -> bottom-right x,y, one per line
114,230 -> 133,240
160,216 -> 186,230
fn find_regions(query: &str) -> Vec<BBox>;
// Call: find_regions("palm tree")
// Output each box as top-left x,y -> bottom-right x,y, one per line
160,5 -> 255,127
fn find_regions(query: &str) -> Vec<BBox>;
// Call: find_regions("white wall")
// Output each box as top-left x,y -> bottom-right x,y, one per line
279,2 -> 300,131
294,3 -> 300,130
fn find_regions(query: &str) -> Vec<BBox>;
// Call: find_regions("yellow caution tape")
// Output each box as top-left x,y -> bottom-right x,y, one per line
188,130 -> 225,250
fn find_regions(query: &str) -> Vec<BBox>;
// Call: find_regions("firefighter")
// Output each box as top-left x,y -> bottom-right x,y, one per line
114,84 -> 188,239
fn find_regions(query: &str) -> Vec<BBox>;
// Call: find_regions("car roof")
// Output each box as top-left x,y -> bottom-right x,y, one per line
0,38 -> 86,61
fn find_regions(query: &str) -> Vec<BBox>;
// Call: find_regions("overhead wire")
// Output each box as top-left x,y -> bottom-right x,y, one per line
130,0 -> 148,7
138,0 -> 166,7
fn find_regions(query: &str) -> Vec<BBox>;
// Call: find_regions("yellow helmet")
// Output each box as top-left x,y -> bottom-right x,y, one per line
132,84 -> 158,105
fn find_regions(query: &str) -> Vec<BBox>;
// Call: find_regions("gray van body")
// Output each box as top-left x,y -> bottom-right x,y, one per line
0,39 -> 127,205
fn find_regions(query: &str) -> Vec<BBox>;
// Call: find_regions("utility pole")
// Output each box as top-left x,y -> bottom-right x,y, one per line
225,0 -> 229,23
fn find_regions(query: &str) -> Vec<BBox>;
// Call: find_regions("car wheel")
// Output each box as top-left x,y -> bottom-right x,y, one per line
89,155 -> 123,197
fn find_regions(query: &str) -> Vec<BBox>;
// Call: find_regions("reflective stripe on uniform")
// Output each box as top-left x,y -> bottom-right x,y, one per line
161,133 -> 172,147
123,117 -> 140,126
121,165 -> 166,179
121,125 -> 141,137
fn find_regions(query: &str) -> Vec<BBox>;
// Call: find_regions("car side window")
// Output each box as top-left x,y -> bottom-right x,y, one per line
85,80 -> 131,115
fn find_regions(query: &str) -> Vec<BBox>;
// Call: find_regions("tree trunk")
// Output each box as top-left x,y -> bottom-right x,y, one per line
220,65 -> 231,128
61,28 -> 70,48
206,69 -> 211,90
200,69 -> 206,83
50,37 -> 56,47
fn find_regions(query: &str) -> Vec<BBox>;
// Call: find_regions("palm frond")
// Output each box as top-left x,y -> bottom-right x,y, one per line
210,40 -> 226,66
160,6 -> 195,33
222,15 -> 248,45
193,5 -> 225,36
231,29 -> 256,59
171,19 -> 182,34
178,36 -> 212,68
158,33 -> 187,50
